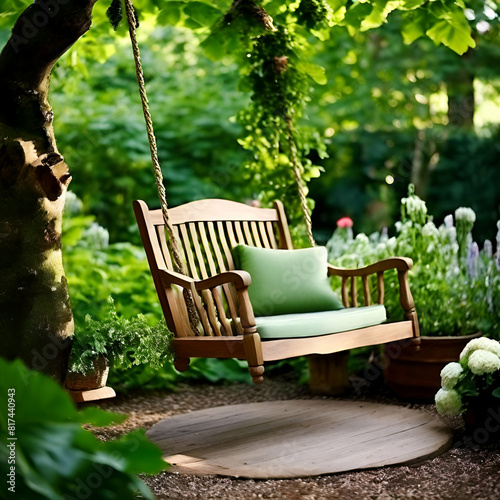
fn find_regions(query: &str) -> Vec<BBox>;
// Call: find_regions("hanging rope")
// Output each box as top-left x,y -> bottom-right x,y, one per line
123,0 -> 200,333
285,116 -> 315,247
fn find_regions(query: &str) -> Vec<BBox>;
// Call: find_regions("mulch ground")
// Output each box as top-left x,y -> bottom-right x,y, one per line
91,370 -> 500,500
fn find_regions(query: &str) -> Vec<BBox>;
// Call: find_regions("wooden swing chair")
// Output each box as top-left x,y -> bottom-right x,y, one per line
124,0 -> 420,388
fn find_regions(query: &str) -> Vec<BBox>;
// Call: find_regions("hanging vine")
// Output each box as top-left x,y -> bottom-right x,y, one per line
205,0 -> 333,246
237,25 -> 324,246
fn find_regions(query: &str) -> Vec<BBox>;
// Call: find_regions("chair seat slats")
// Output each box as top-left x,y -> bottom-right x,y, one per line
250,221 -> 263,248
362,276 -> 371,307
234,222 -> 246,245
257,221 -> 271,248
156,226 -> 173,269
242,221 -> 254,246
179,224 -> 200,280
226,221 -> 239,249
189,223 -> 209,279
266,221 -> 278,249
217,221 -> 235,270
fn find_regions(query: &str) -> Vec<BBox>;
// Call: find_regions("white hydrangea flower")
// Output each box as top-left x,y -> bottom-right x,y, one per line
355,233 -> 369,244
403,196 -> 427,216
64,191 -> 83,215
435,388 -> 463,416
386,237 -> 397,252
440,362 -> 463,389
82,222 -> 110,250
468,350 -> 500,376
422,221 -> 439,238
448,227 -> 457,244
444,214 -> 454,229
455,207 -> 476,224
460,337 -> 500,361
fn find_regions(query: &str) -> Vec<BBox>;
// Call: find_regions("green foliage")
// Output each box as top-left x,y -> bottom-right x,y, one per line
108,357 -> 253,389
1,0 -> 497,388
192,0 -> 480,240
304,2 -> 499,240
398,0 -> 476,55
309,128 -> 500,245
62,193 -> 162,326
327,185 -> 500,337
199,1 -> 333,239
0,358 -> 167,500
107,0 -> 125,31
178,358 -> 253,384
425,129 -> 500,242
69,297 -> 173,375
63,196 -> 252,387
51,25 -> 251,243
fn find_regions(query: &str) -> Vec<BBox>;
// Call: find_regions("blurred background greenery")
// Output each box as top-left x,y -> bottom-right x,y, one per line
1,0 -> 499,387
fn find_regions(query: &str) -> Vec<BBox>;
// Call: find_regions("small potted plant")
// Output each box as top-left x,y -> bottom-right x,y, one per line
65,297 -> 172,392
435,337 -> 500,447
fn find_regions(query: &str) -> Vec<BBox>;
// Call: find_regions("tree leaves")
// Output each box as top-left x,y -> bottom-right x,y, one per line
425,9 -> 476,55
184,1 -> 223,27
296,61 -> 328,84
399,0 -> 427,10
401,10 -> 427,44
400,2 -> 477,54
360,0 -> 401,31
336,0 -> 475,55
0,0 -> 478,58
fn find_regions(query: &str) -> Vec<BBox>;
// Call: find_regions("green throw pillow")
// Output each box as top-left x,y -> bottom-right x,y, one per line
232,245 -> 344,316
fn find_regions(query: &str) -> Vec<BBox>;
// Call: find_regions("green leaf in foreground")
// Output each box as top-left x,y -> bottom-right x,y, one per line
0,358 -> 168,500
425,13 -> 476,55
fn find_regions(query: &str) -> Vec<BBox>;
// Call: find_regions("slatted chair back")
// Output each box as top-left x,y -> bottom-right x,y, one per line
133,199 -> 293,339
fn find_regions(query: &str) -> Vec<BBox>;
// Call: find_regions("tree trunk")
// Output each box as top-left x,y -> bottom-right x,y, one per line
0,0 -> 98,382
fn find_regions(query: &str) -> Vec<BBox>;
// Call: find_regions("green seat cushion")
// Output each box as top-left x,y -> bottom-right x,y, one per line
232,245 -> 344,316
255,305 -> 387,339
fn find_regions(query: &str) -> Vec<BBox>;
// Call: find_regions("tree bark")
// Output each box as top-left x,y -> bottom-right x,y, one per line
0,0 -> 98,382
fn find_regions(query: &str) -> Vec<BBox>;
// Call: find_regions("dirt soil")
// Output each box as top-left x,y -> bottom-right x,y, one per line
91,371 -> 500,500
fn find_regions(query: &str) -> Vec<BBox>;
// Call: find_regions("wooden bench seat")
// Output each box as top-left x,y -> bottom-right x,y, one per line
133,198 -> 420,384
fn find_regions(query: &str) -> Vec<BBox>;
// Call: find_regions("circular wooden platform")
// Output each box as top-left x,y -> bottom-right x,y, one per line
146,400 -> 452,479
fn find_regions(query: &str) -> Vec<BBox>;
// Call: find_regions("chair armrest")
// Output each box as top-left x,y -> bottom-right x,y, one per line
327,257 -> 413,278
327,257 -> 419,339
158,268 -> 252,291
195,270 -> 252,291
158,268 -> 257,334
158,268 -> 195,288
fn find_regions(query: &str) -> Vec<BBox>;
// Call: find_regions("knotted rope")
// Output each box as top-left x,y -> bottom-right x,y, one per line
124,0 -> 199,333
285,116 -> 315,247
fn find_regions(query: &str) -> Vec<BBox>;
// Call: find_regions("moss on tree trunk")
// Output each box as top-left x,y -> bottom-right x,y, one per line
0,0 -> 98,382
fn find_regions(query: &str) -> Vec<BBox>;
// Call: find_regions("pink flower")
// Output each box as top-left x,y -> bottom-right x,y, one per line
336,217 -> 353,228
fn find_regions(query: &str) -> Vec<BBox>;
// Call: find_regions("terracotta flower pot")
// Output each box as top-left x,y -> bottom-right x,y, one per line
65,355 -> 110,391
383,332 -> 481,401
